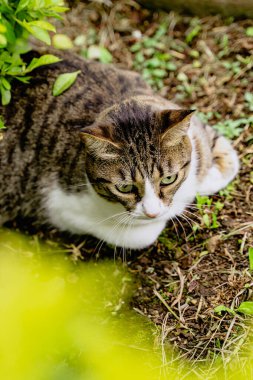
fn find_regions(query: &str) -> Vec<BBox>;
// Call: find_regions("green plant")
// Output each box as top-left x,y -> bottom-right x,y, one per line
213,116 -> 253,139
245,92 -> 253,111
0,0 -> 67,105
214,301 -> 253,316
0,115 -> 6,129
248,247 -> 253,271
185,18 -> 201,44
195,194 -> 224,230
130,23 -> 179,89
52,70 -> 81,96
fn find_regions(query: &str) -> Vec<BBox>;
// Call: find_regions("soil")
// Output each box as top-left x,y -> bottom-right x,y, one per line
12,0 -> 253,362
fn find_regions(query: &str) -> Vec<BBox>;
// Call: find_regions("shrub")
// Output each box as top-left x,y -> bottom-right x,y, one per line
0,0 -> 68,106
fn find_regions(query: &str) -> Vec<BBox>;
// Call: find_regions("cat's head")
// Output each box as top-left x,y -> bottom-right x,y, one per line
80,99 -> 195,223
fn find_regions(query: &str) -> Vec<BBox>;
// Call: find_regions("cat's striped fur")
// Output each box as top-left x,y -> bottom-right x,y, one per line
0,51 -> 239,248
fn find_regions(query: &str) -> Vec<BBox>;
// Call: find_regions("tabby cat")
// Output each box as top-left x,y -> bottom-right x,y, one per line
0,51 -> 239,249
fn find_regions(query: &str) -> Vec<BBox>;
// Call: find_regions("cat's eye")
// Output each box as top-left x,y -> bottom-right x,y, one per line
160,174 -> 178,186
116,184 -> 134,193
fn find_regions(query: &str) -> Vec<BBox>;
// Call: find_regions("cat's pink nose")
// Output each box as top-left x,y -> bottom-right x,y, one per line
144,211 -> 159,218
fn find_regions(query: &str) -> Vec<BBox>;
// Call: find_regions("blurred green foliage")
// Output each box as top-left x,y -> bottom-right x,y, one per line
131,23 -> 178,89
0,0 -> 67,105
0,229 -> 253,380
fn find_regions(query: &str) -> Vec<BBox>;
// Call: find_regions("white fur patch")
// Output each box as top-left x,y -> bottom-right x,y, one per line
134,179 -> 162,218
45,180 -> 165,249
198,138 -> 239,195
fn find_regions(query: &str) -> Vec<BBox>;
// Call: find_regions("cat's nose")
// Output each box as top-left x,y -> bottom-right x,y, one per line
144,211 -> 159,218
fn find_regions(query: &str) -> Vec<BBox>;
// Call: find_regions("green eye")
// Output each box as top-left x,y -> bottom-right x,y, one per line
160,174 -> 178,186
116,184 -> 134,193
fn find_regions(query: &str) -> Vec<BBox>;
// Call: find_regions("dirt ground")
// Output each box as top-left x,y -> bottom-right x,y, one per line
15,0 -> 253,364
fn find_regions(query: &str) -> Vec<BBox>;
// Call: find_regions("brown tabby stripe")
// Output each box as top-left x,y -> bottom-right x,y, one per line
19,98 -> 37,151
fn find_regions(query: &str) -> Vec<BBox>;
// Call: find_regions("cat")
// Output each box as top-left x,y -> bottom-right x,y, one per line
0,50 -> 239,249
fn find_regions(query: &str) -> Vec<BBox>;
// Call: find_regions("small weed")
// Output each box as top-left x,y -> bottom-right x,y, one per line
214,301 -> 253,317
82,45 -> 112,64
248,247 -> 253,271
197,111 -> 222,124
223,60 -> 241,75
245,92 -> 253,111
219,182 -> 236,198
195,194 -> 224,230
130,23 -> 179,89
214,304 -> 235,315
0,116 -> 6,129
213,116 -> 253,139
217,34 -> 230,58
158,235 -> 178,250
185,18 -> 201,44
246,26 -> 253,37
237,302 -> 253,316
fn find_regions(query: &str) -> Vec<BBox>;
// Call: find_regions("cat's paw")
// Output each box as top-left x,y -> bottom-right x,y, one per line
198,136 -> 239,195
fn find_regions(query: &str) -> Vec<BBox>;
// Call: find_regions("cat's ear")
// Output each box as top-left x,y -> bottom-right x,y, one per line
160,109 -> 194,142
80,123 -> 120,158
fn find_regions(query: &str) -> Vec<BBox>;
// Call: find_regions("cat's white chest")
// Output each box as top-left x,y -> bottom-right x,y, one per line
44,183 -> 166,249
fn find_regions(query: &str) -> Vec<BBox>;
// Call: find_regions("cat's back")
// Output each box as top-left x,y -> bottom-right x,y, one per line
0,50 -> 151,130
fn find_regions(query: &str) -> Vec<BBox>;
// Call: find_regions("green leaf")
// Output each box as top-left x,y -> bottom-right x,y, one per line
16,0 -> 30,13
214,305 -> 235,315
203,213 -> 210,227
87,45 -> 112,64
50,6 -> 69,13
30,26 -> 51,45
237,301 -> 253,315
26,54 -> 61,72
2,18 -> 16,44
53,70 -> 81,97
0,34 -> 7,48
0,86 -> 11,105
246,27 -> 253,37
186,25 -> 201,44
1,77 -> 11,90
0,24 -> 6,34
29,21 -> 56,33
0,116 -> 6,129
249,247 -> 253,271
52,34 -> 73,50
15,76 -> 31,84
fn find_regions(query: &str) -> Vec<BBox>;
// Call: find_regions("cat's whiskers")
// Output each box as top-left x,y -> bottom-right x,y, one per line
179,214 -> 194,228
94,211 -> 134,256
183,209 -> 201,222
114,214 -> 134,261
171,218 -> 180,239
97,213 -> 131,257
119,214 -> 135,263
174,215 -> 187,240
90,211 -> 130,228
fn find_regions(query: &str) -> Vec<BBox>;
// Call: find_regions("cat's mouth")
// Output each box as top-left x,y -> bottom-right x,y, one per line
132,213 -> 167,223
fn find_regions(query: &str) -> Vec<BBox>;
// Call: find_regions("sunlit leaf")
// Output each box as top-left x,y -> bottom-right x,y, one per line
16,0 -> 30,13
26,54 -> 61,72
87,45 -> 112,64
1,77 -> 11,90
214,305 -> 235,315
29,20 -> 56,32
52,34 -> 73,49
249,247 -> 253,271
246,27 -> 253,37
237,302 -> 253,315
0,87 -> 11,105
30,25 -> 51,45
53,70 -> 81,96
